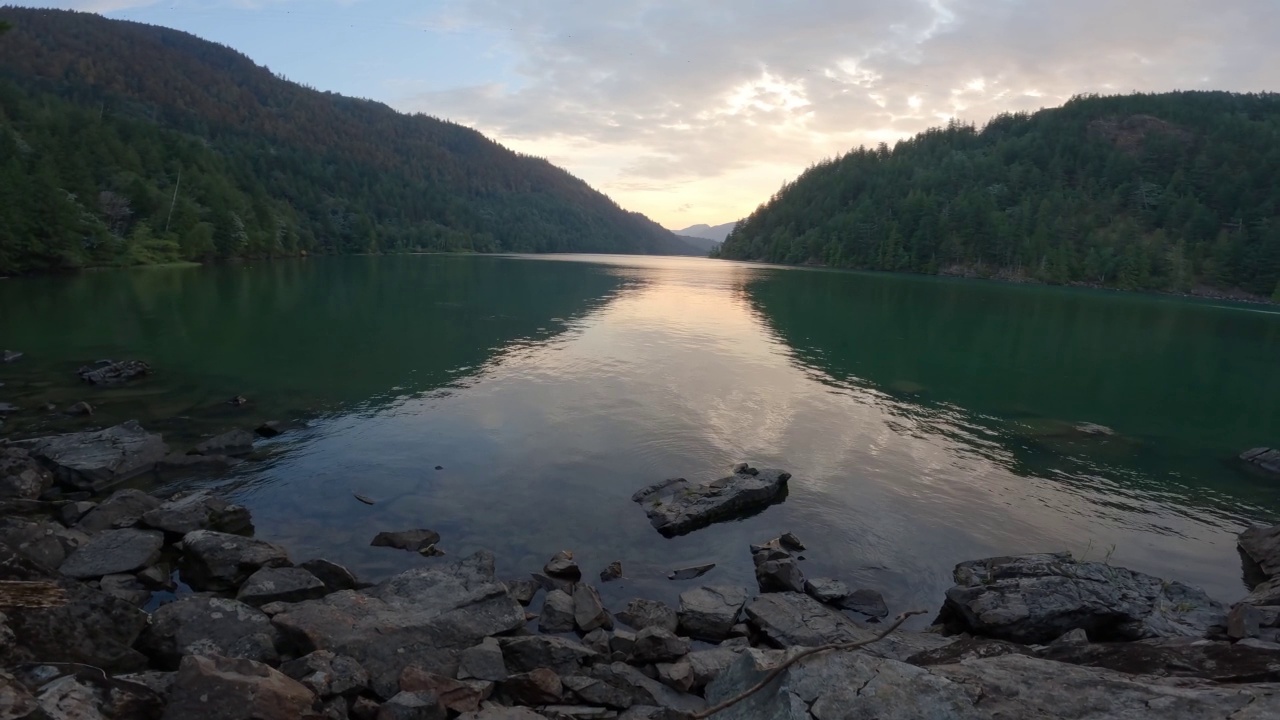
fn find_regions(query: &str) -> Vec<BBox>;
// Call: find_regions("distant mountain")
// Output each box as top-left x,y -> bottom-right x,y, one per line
717,92 -> 1280,299
677,222 -> 738,242
676,235 -> 721,254
0,8 -> 700,274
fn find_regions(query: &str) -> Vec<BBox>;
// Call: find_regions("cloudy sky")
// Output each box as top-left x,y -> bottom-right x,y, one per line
16,1 -> 1279,229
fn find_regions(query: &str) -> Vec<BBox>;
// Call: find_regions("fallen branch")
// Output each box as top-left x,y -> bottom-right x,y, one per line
690,609 -> 928,719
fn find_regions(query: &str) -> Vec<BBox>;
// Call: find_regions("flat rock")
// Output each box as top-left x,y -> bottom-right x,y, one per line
840,587 -> 889,618
632,468 -> 791,536
572,584 -> 611,633
745,592 -> 950,661
271,551 -> 526,698
138,595 -> 283,669
539,589 -> 576,633
59,528 -> 163,579
281,650 -> 370,698
667,563 -> 715,581
372,529 -> 442,552
1037,637 -> 1280,683
803,577 -> 850,604
498,636 -> 601,675
29,421 -> 169,492
238,566 -> 329,606
192,428 -> 256,456
79,359 -> 151,385
1240,523 -> 1280,580
162,654 -> 320,720
678,586 -> 747,641
142,491 -> 253,535
180,529 -> 291,591
617,598 -> 678,633
302,558 -> 363,592
1240,447 -> 1280,477
75,487 -> 162,533
936,552 -> 1227,643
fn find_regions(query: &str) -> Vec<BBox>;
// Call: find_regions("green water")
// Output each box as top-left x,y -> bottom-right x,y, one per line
1,255 -> 1277,616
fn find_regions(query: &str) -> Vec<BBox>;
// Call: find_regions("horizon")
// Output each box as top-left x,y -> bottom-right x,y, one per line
8,1 -> 1279,230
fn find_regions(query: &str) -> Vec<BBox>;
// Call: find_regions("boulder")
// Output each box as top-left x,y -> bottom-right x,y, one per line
79,359 -> 151,385
544,550 -> 581,580
755,555 -> 806,593
192,428 -> 256,456
1240,448 -> 1280,477
25,667 -> 166,720
677,586 -> 747,641
458,637 -> 509,682
180,529 -> 291,591
505,578 -> 540,606
599,561 -> 623,582
142,491 -> 253,535
28,421 -> 168,492
256,421 -> 287,438
655,660 -> 694,693
632,467 -> 791,536
1239,523 -> 1280,580
162,654 -> 321,720
271,551 -> 526,698
498,636 -> 600,675
1036,637 -> 1280,683
76,488 -> 162,533
841,588 -> 889,618
632,626 -> 690,663
139,595 -> 283,669
502,668 -> 563,705
282,650 -> 371,698
0,517 -> 84,569
378,691 -> 446,720
98,573 -> 153,607
571,584 -> 611,633
302,558 -> 363,592
803,577 -> 850,604
745,592 -> 949,661
585,663 -> 705,715
1244,578 -> 1280,606
618,598 -> 679,633
0,447 -> 53,500
372,529 -> 442,553
937,553 -> 1227,643
59,528 -> 163,579
239,566 -> 329,605
539,589 -> 576,633
400,666 -> 487,713
581,628 -> 611,655
65,400 -> 94,416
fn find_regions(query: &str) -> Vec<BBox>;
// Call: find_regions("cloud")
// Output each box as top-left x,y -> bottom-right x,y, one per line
396,0 -> 1278,227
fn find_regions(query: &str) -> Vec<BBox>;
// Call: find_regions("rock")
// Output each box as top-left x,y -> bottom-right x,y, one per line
2,349 -> 22,363
142,491 -> 253,535
1243,577 -> 1280,606
609,629 -> 637,658
180,529 -> 291,591
115,670 -> 176,700
544,550 -> 581,580
677,586 -> 747,641
271,551 -> 526,698
1238,637 -> 1280,650
745,592 -> 949,661
540,589 -> 577,633
655,660 -> 695,693
684,647 -> 749,692
506,578 -> 540,606
499,636 -> 600,675
228,395 -> 250,406
163,654 -> 320,720
631,468 -> 791,537
0,447 -> 54,500
1052,628 -> 1091,645
239,566 -> 329,606
372,529 -> 442,552
599,561 -> 623,582
502,668 -> 563,705
0,517 -> 82,569
802,577 -> 850,604
79,359 -> 151,385
158,452 -> 244,472
59,528 -> 163,579
256,421 -> 287,437
60,499 -> 96,525
1075,422 -> 1115,436
561,673 -> 637,709
572,584 -> 612,632
458,708 -> 548,720
937,552 -> 1227,643
76,488 -> 162,533
278,652 -> 366,702
98,573 -> 152,606
581,628 -> 611,655
65,400 -> 94,416
632,626 -> 690,663
302,558 -> 363,592
29,421 -> 169,492
377,691 -> 446,720
755,555 -> 805,593
618,598 -> 679,633
586,663 -> 705,715
137,562 -> 175,590
1036,637 -> 1280,683
779,532 -> 806,551
1239,523 -> 1280,580
193,428 -> 256,456
1240,447 -> 1280,477
667,563 -> 715,581
351,696 -> 381,720
1228,603 -> 1264,639
459,637 -> 509,682
138,595 -> 283,669
840,588 -> 889,618
542,707 -> 617,720
28,668 -> 166,720
905,636 -> 1034,666
400,666 -> 486,713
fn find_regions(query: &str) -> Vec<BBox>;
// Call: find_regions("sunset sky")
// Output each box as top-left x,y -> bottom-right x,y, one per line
18,0 -> 1279,229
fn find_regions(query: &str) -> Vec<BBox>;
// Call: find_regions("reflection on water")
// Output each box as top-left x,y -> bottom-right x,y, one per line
1,254 -> 1278,619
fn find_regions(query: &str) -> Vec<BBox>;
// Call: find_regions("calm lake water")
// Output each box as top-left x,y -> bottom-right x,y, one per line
2,254 -> 1279,620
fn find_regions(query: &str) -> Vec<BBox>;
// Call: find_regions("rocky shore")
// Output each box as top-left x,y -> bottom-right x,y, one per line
3,423 -> 1280,718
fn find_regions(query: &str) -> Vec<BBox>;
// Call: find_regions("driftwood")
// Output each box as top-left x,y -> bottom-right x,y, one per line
0,580 -> 68,608
689,609 -> 927,719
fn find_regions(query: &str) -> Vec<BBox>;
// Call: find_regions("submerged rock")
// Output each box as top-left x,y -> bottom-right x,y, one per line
668,563 -> 715,581
936,552 -> 1227,643
28,421 -> 168,492
79,359 -> 151,385
371,529 -> 442,553
632,467 -> 791,536
1240,447 -> 1280,477
192,428 -> 256,457
599,560 -> 623,583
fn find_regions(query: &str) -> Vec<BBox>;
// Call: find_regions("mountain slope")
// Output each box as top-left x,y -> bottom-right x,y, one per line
0,8 -> 698,274
677,222 -> 738,242
716,92 -> 1280,299
676,235 -> 720,254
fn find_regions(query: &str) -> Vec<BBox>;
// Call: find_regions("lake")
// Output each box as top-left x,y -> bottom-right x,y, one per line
1,254 -> 1278,621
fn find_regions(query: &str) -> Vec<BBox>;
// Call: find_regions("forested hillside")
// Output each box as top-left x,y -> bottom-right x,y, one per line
716,92 -> 1280,300
0,8 -> 696,275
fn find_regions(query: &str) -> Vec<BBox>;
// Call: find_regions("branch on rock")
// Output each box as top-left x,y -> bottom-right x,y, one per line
689,609 -> 928,719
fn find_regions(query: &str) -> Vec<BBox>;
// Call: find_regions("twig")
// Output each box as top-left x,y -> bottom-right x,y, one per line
689,609 -> 927,719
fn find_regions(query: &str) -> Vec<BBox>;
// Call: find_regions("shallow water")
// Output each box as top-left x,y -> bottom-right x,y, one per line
2,254 -> 1277,620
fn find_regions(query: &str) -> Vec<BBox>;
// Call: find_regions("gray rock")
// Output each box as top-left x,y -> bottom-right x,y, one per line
540,589 -> 577,633
599,561 -> 623,583
684,647 -> 750,691
618,598 -> 679,633
1243,577 -> 1280,606
499,635 -> 600,675
1238,637 -> 1280,650
532,572 -> 577,594
633,627 -> 690,663
745,592 -> 949,661
544,550 -> 581,579
139,595 -> 283,669
271,551 -> 526,699
677,586 -> 747,641
840,588 -> 889,618
115,670 -> 177,699
137,562 -> 175,590
29,421 -> 168,492
142,491 -> 253,535
28,668 -> 166,720
667,563 -> 715,581
586,662 -> 705,715
372,529 -> 442,552
1036,636 -> 1280,683
180,529 -> 291,591
64,400 -> 94,416
458,707 -> 548,720
378,691 -> 446,720
655,660 -> 694,693
541,708 -> 617,720
162,654 -> 320,720
1052,628 -> 1091,645
458,637 -> 509,682
0,447 -> 53,500
399,666 -> 489,714
938,552 -> 1227,643
97,573 -> 152,607
0,518 -> 83,569
502,668 -> 563,705
158,452 -> 244,472
351,696 -> 381,720
802,577 -> 850,604
59,528 -> 163,579
1240,447 -> 1280,477
256,421 -> 287,438
1239,523 -> 1280,580
609,629 -> 637,657
302,558 -> 363,592
239,566 -> 329,606
581,628 -> 611,655
779,532 -> 806,551
572,584 -> 612,633
79,359 -> 150,385
76,487 -> 163,533
60,500 -> 97,526
505,578 -> 540,606
755,556 -> 805,593
562,673 -> 637,709
192,428 -> 256,456
1228,604 -> 1264,639
282,650 -> 370,697
632,468 -> 791,536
